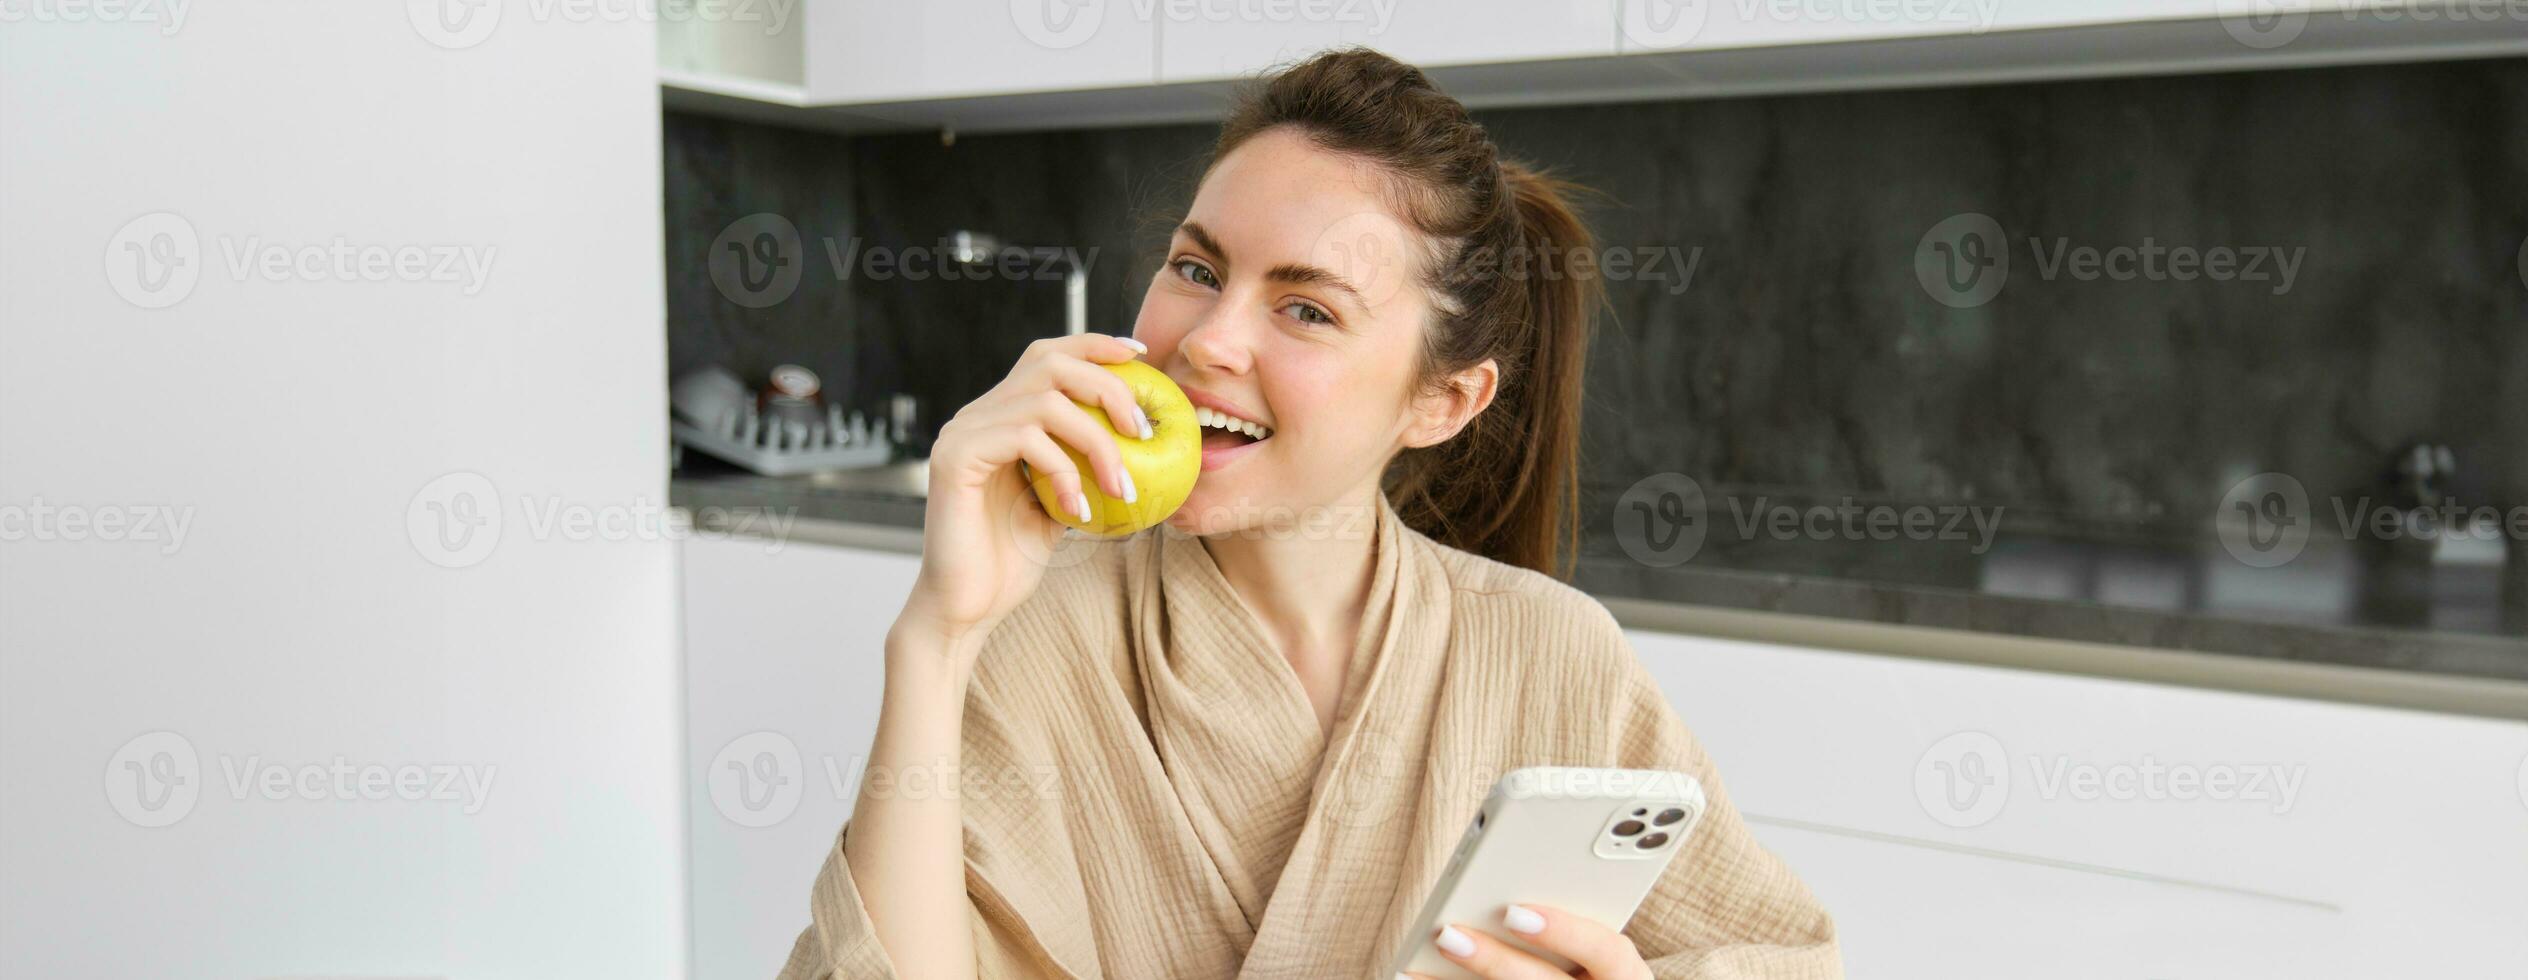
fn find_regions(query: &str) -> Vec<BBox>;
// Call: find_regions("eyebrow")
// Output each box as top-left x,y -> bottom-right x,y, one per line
1176,220 -> 1369,308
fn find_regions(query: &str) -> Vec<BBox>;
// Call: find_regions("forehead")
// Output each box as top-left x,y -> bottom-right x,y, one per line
1188,127 -> 1414,259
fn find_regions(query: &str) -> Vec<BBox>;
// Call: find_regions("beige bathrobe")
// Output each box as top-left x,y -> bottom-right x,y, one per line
778,494 -> 1840,979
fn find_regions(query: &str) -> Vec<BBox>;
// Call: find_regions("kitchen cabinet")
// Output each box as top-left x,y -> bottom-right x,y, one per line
681,533 -> 916,980
1158,0 -> 1621,85
803,0 -> 1158,105
1627,627 -> 2528,977
664,0 -> 2528,134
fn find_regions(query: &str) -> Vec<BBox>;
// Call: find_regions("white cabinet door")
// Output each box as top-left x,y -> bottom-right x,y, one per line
1625,628 -> 2528,979
808,0 -> 1159,104
682,534 -> 920,980
1160,0 -> 1621,84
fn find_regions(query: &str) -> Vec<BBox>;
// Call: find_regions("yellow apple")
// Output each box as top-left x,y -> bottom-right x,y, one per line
1026,358 -> 1201,536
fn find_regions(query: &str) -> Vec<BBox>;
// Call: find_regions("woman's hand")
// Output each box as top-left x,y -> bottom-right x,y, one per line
1405,904 -> 1653,980
898,332 -> 1153,653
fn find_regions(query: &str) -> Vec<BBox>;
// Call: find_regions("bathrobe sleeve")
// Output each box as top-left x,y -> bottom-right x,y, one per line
1592,613 -> 1845,979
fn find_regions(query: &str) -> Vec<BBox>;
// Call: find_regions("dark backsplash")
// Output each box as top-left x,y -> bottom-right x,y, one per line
664,56 -> 2528,537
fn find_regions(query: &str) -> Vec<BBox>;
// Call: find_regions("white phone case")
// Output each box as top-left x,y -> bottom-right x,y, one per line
1389,766 -> 1707,980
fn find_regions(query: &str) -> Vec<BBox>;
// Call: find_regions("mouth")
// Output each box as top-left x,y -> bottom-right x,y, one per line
1190,399 -> 1273,472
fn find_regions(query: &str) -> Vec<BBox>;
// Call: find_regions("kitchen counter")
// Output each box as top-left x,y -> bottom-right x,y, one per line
672,467 -> 2528,718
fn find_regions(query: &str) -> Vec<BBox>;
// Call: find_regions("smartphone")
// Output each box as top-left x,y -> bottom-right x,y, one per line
1389,766 -> 1707,980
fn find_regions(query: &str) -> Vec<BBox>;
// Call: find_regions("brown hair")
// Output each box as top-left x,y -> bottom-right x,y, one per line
1211,48 -> 1601,578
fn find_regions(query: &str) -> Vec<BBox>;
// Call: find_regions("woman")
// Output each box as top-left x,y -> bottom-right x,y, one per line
780,49 -> 1840,980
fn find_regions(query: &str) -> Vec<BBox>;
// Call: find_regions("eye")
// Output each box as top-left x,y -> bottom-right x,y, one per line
1281,301 -> 1335,326
1172,258 -> 1219,290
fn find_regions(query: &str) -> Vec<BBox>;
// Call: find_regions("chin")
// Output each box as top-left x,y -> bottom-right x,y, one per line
1165,481 -> 1258,537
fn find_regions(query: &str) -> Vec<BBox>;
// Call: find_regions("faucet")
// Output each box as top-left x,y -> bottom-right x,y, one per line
949,230 -> 1087,336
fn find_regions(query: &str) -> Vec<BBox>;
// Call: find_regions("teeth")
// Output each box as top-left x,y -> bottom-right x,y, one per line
1195,406 -> 1272,439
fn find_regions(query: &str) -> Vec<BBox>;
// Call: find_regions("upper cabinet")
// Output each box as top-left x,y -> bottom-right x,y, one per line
661,0 -> 2528,132
805,1 -> 1157,104
1161,0 -> 1620,84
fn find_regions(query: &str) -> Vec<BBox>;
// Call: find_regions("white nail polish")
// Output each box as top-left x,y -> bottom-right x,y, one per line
1504,905 -> 1545,935
1119,470 -> 1138,503
1117,336 -> 1148,354
1435,926 -> 1475,957
1071,492 -> 1092,524
1136,409 -> 1154,440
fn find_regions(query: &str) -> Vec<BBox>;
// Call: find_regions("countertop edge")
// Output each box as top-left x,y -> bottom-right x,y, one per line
680,505 -> 2528,721
1603,597 -> 2528,722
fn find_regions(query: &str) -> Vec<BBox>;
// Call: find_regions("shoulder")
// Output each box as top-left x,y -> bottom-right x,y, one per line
1413,530 -> 1631,663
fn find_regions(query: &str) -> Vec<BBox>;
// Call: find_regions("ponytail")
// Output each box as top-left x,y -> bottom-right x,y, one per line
1215,48 -> 1604,578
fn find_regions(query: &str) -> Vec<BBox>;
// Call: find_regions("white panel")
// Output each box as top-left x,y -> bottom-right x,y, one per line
1626,628 -> 2528,978
683,537 -> 919,980
1,6 -> 681,978
1161,0 -> 1622,84
810,0 -> 1159,104
1347,0 -> 1621,65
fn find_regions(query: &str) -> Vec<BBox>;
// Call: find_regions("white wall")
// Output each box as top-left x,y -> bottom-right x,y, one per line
1,5 -> 684,977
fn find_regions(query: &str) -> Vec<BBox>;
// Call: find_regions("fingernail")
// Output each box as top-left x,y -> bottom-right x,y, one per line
1504,905 -> 1545,935
1070,492 -> 1092,524
1135,408 -> 1154,440
1116,336 -> 1148,354
1118,469 -> 1138,504
1435,926 -> 1475,957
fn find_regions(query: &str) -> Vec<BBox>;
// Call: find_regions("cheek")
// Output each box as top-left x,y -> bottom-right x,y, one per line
1129,285 -> 1199,361
1266,347 -> 1394,448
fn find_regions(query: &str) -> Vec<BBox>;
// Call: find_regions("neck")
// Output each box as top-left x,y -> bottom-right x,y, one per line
1200,482 -> 1384,663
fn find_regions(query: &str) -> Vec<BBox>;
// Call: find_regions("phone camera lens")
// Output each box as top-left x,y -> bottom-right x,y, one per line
1612,819 -> 1645,837
1637,832 -> 1670,849
1653,808 -> 1687,827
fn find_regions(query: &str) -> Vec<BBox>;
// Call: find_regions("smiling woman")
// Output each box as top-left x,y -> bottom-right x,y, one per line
778,47 -> 1842,980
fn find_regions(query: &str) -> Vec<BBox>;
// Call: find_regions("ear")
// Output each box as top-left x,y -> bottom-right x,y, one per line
1402,357 -> 1499,450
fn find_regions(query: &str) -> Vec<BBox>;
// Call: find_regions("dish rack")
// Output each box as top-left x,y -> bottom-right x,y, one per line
673,400 -> 893,476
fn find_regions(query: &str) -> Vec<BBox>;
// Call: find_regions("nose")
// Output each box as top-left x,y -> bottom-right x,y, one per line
1177,305 -> 1255,378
